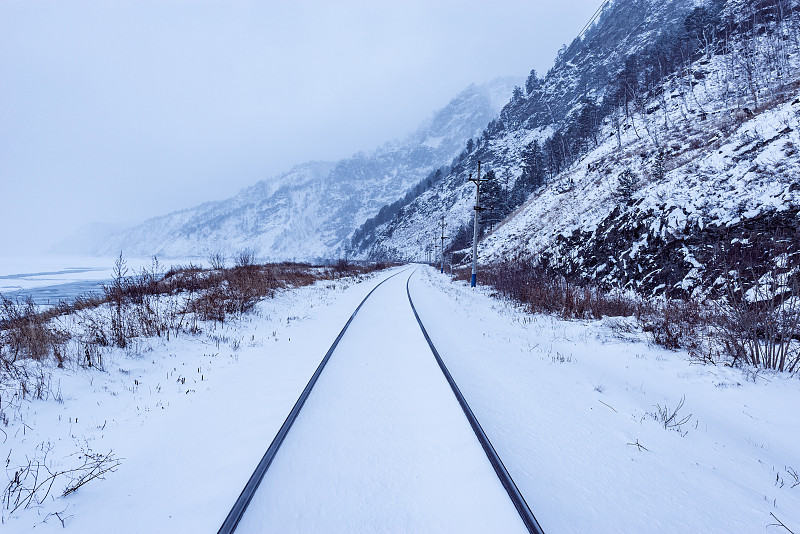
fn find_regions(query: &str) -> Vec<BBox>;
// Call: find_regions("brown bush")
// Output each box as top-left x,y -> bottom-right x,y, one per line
462,259 -> 715,358
0,296 -> 68,363
1,257 -> 395,369
465,245 -> 800,374
472,259 -> 640,320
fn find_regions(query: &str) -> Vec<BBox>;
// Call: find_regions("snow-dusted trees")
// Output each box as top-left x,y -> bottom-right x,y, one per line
512,141 -> 547,206
525,69 -> 542,95
616,168 -> 639,202
481,170 -> 507,231
605,0 -> 800,154
446,223 -> 473,253
574,98 -> 603,149
684,1 -> 723,59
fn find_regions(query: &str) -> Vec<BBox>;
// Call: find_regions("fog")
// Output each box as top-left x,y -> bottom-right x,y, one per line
0,0 -> 605,255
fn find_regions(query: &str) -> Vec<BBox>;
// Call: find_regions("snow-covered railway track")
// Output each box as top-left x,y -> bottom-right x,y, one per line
405,275 -> 544,534
218,267 -> 544,533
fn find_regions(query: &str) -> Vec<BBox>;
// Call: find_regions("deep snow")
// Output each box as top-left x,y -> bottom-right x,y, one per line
236,270 -> 526,533
2,265 -> 799,533
412,268 -> 800,532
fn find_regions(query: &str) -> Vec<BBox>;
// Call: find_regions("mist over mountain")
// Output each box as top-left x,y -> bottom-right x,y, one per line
78,77 -> 520,261
352,0 -> 800,297
68,0 -> 800,303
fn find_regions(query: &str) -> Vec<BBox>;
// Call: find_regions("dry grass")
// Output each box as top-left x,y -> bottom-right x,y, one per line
0,296 -> 69,364
0,258 -> 394,418
459,260 -> 642,320
464,248 -> 800,376
0,257 -> 393,512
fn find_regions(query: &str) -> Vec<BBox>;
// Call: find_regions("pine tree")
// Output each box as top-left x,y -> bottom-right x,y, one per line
446,223 -> 473,253
652,150 -> 666,181
525,69 -> 542,94
480,170 -> 506,231
617,168 -> 639,203
575,98 -> 601,148
512,140 -> 546,206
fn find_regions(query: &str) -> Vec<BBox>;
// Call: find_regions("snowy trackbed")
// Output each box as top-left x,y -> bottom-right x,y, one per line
405,275 -> 543,534
219,267 -> 543,533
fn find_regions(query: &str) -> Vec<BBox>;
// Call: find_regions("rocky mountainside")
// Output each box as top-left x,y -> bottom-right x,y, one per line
353,0 -> 800,297
85,78 -> 519,261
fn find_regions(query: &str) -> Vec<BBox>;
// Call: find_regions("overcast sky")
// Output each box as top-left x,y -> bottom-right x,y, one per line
0,0 -> 603,256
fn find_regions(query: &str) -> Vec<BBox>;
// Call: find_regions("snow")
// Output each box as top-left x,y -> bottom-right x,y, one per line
2,268 -> 402,532
411,268 -> 800,533
364,0 -> 800,293
422,136 -> 445,149
3,265 -> 800,533
475,58 -> 800,289
85,78 -> 520,262
236,270 -> 526,533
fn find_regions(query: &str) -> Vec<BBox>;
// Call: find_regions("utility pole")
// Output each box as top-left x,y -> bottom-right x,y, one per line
468,160 -> 489,287
438,215 -> 448,274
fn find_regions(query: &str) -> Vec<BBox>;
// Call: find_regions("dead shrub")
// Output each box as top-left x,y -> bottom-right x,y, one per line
639,299 -> 706,351
208,252 -> 226,270
474,259 -> 640,320
715,276 -> 800,373
0,295 -> 68,362
3,443 -> 120,516
709,228 -> 800,373
474,226 -> 800,374
2,258 -> 394,370
234,248 -> 257,267
464,259 -> 715,356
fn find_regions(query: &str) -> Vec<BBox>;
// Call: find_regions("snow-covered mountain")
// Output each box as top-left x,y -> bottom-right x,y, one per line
353,0 -> 800,297
81,78 -> 520,261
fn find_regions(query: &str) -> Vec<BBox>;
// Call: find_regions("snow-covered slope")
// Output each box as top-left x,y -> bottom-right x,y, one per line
483,81 -> 800,297
350,0 -> 702,260
356,0 -> 800,297
84,78 -> 520,261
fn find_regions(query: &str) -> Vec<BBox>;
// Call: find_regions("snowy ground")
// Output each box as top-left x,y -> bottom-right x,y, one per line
412,268 -> 800,533
3,265 -> 799,533
237,269 -> 526,533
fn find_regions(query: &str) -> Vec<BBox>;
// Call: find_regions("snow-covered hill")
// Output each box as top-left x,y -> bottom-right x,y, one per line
354,0 -> 800,297
349,0 -> 702,259
82,78 -> 520,261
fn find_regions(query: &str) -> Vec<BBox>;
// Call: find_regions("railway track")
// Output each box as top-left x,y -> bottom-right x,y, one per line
218,267 -> 544,534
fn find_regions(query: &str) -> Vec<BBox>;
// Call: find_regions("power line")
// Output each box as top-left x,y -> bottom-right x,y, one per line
577,0 -> 613,40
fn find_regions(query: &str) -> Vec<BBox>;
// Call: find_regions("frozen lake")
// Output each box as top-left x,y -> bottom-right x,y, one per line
0,255 -> 202,305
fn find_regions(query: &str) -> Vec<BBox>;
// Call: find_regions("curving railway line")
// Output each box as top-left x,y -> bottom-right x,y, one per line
217,267 -> 544,534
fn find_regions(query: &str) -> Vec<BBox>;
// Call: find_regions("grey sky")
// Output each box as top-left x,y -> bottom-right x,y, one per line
0,0 -> 604,256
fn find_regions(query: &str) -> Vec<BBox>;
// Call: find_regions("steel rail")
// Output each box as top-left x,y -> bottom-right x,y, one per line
405,270 -> 546,534
217,268 -> 407,534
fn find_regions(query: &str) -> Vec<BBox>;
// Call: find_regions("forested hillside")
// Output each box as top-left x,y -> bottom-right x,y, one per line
352,0 -> 800,298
